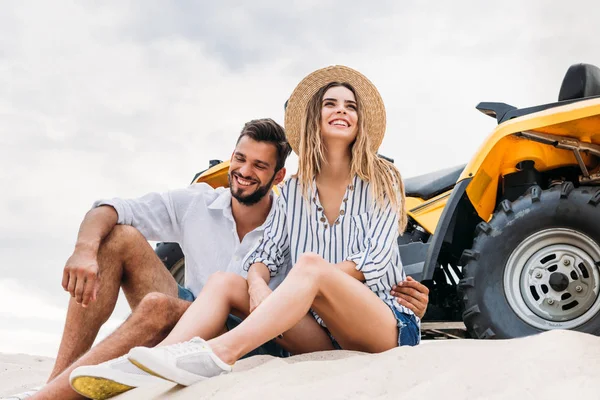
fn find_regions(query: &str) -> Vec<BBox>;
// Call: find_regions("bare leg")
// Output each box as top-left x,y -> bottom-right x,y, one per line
159,272 -> 335,354
159,272 -> 250,346
209,253 -> 398,364
49,225 -> 179,381
32,294 -> 190,400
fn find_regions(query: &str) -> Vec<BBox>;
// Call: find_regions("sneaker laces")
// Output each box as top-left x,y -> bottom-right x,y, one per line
162,337 -> 210,357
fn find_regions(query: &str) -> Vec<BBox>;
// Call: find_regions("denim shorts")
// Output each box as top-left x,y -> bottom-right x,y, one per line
327,306 -> 421,349
177,285 -> 290,358
177,285 -> 195,302
391,307 -> 421,347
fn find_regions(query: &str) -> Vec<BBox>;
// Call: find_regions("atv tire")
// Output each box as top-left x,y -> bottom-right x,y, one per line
155,242 -> 185,286
460,183 -> 600,339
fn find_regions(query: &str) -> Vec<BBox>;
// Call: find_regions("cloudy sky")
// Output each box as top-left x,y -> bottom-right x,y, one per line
1,1 -> 599,356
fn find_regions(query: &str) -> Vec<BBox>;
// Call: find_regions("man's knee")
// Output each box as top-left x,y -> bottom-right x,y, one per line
100,225 -> 146,256
135,292 -> 190,331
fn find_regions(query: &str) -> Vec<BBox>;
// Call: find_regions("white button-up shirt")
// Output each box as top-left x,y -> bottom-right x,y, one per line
94,183 -> 285,296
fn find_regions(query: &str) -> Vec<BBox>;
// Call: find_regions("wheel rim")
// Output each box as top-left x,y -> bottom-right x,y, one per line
170,259 -> 185,286
504,228 -> 600,330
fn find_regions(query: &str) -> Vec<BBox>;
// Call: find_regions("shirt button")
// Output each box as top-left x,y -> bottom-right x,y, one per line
335,220 -> 340,225
320,217 -> 326,222
324,224 -> 328,229
343,198 -> 348,202
339,210 -> 345,216
348,185 -> 354,191
317,207 -> 323,211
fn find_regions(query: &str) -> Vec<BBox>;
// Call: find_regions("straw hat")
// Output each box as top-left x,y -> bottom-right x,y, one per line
284,65 -> 386,154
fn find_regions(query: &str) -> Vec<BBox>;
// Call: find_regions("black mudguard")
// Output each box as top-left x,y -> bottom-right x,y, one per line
422,178 -> 475,280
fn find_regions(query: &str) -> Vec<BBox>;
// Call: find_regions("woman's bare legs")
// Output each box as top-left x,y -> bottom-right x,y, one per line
157,271 -> 335,354
159,271 -> 249,346
209,253 -> 398,364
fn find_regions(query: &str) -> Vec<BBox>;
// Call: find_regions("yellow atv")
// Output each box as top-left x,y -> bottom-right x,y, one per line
158,63 -> 600,339
401,62 -> 600,338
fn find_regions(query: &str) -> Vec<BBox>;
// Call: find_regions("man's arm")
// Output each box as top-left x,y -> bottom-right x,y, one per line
62,206 -> 118,307
247,263 -> 273,313
391,277 -> 430,319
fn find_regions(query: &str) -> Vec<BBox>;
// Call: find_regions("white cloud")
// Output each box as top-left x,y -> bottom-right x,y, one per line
1,0 -> 600,356
0,280 -> 65,321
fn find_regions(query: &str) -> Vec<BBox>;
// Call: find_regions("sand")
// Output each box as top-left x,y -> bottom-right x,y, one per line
1,330 -> 599,399
0,353 -> 53,397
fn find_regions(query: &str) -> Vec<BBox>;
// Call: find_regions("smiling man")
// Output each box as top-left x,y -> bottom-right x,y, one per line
13,118 -> 430,400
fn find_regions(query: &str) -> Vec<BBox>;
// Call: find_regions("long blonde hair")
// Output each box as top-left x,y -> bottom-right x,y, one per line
297,82 -> 407,233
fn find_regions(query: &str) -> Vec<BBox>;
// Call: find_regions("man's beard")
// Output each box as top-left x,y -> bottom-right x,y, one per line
229,172 -> 276,206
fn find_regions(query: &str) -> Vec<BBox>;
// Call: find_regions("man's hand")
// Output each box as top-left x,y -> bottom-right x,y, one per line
391,276 -> 430,319
62,206 -> 118,307
62,251 -> 101,308
248,282 -> 272,313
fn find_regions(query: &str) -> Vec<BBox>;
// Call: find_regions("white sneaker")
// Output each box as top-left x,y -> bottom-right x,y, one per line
69,355 -> 165,399
2,387 -> 40,399
127,338 -> 232,386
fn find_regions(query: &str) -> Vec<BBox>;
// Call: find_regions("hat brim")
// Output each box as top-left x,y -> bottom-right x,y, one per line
284,65 -> 386,155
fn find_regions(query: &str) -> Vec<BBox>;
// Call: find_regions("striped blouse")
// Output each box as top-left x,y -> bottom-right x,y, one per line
243,175 -> 415,327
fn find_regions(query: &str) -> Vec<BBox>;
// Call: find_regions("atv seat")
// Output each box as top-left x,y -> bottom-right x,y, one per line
478,63 -> 600,124
404,164 -> 466,200
558,63 -> 600,101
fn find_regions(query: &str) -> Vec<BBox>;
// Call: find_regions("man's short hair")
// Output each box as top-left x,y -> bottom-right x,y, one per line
236,118 -> 292,172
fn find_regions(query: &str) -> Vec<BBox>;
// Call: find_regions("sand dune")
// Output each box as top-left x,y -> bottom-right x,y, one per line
2,330 -> 599,399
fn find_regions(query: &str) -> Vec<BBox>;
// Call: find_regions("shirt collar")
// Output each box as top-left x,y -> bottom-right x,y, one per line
207,187 -> 232,211
207,187 -> 278,229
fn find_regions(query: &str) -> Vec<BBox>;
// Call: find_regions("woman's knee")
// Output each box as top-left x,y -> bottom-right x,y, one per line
205,271 -> 247,291
292,253 -> 327,278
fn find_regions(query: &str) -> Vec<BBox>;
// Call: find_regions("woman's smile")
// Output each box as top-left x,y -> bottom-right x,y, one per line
329,118 -> 350,128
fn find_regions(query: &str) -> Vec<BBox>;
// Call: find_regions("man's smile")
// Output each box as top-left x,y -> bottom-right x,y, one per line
233,174 -> 257,187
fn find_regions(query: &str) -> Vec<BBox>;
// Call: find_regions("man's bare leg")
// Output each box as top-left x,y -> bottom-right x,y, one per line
48,225 -> 179,381
33,294 -> 190,400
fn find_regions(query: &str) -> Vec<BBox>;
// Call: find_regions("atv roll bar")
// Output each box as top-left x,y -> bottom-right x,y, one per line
518,130 -> 600,184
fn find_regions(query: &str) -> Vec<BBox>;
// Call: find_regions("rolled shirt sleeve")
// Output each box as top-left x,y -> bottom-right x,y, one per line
93,184 -> 204,243
346,197 -> 400,284
243,193 -> 290,277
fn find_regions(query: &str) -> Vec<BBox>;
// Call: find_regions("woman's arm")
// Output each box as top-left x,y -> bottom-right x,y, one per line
346,198 -> 400,283
242,194 -> 290,278
247,263 -> 273,313
335,260 -> 365,281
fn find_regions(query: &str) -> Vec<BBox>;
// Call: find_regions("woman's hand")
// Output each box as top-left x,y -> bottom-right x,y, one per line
248,282 -> 273,313
247,262 -> 273,313
390,276 -> 430,319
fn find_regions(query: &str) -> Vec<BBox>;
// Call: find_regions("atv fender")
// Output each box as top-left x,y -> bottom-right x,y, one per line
422,179 -> 472,280
460,97 -> 600,222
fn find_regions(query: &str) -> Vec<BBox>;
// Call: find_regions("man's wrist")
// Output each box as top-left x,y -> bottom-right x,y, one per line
74,240 -> 99,256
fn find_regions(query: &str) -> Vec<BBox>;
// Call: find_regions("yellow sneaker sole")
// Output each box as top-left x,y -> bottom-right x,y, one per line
71,376 -> 135,400
128,358 -> 171,381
